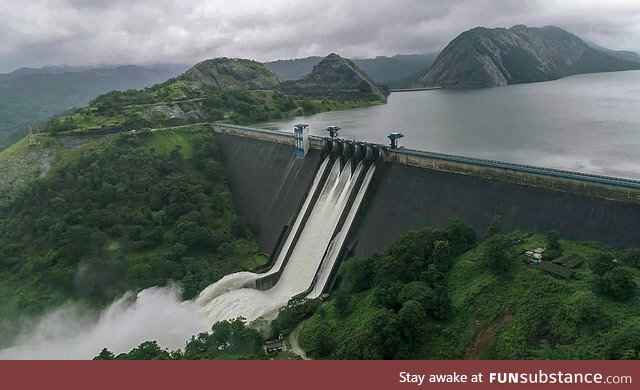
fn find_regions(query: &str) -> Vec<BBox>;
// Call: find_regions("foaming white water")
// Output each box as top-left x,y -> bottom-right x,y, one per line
271,158 -> 361,296
263,157 -> 331,276
0,287 -> 210,360
309,163 -> 376,297
195,272 -> 259,304
198,287 -> 288,324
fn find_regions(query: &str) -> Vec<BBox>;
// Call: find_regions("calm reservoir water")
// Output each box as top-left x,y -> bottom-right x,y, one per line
258,70 -> 640,180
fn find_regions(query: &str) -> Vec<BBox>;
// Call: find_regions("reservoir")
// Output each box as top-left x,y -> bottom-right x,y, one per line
258,70 -> 640,180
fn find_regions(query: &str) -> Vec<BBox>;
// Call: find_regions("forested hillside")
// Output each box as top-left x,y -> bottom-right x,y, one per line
0,65 -> 178,151
298,222 -> 640,359
41,56 -> 385,136
0,126 -> 266,347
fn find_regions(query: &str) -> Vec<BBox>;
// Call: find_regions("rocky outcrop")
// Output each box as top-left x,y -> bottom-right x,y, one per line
183,57 -> 279,91
416,25 -> 640,88
279,53 -> 387,101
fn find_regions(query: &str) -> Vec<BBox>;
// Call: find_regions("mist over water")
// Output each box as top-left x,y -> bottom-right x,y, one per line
0,273 -> 278,360
0,287 -> 210,360
0,272 -> 279,360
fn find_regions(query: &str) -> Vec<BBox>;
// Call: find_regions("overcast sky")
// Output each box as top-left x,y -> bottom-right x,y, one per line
2,0 -> 640,72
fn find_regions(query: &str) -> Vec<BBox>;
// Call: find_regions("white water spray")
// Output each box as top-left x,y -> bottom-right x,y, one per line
0,287 -> 210,360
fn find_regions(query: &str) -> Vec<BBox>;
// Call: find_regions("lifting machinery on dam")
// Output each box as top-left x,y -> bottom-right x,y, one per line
388,132 -> 404,149
326,125 -> 341,139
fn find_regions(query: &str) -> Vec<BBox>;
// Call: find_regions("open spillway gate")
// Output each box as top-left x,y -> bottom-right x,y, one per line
254,138 -> 382,297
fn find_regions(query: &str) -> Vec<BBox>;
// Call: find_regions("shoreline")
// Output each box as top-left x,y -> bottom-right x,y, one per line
389,86 -> 444,92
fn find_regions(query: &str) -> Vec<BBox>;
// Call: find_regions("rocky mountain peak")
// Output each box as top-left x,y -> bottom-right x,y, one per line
415,25 -> 640,89
279,53 -> 387,101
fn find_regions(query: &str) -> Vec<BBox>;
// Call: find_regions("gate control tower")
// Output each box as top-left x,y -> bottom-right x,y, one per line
294,124 -> 310,158
388,132 -> 404,149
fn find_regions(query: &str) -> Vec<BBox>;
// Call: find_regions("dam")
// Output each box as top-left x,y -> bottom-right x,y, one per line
192,122 -> 640,323
195,127 -> 380,321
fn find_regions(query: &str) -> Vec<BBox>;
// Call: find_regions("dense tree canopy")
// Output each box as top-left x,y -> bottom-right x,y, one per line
0,128 -> 265,334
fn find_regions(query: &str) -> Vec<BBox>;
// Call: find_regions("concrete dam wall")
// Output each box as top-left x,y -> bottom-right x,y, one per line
215,133 -> 321,255
353,162 -> 640,256
214,127 -> 640,260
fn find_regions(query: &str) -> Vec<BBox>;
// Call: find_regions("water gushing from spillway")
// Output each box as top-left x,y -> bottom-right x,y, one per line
260,157 -> 331,277
309,163 -> 376,298
196,155 -> 370,323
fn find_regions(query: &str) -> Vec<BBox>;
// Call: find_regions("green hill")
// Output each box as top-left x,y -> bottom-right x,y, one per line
279,53 -> 388,101
40,55 -> 384,135
0,65 -> 179,151
265,53 -> 438,87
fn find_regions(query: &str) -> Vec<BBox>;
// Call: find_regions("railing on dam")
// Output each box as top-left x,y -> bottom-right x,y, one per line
209,122 -> 640,196
392,147 -> 640,190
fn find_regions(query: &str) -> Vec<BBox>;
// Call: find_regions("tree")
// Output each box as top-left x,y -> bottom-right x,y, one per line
432,240 -> 453,272
445,218 -> 477,255
607,325 -> 640,359
546,231 -> 561,250
398,281 -> 433,312
545,230 -> 563,260
590,253 -> 617,275
370,310 -> 402,359
271,298 -> 321,335
94,348 -> 115,360
598,267 -> 635,301
485,215 -> 503,239
341,257 -> 374,293
430,284 -> 452,320
302,322 -> 336,358
484,234 -> 514,274
117,341 -> 172,360
333,289 -> 350,318
398,300 -> 428,353
372,282 -> 404,311
183,318 -> 264,359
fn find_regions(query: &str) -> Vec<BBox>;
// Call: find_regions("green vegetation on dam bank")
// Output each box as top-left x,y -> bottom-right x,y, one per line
0,126 -> 266,346
101,219 -> 639,361
299,222 -> 640,360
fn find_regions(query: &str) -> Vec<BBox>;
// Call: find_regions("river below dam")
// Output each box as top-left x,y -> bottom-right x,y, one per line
259,70 -> 640,180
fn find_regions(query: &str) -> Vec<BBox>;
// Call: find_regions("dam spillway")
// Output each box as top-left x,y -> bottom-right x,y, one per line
195,145 -> 378,322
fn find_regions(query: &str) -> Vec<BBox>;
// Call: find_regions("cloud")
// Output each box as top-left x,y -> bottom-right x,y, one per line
1,0 -> 640,72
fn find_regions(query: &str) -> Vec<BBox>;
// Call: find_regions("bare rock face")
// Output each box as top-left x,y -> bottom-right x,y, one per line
183,58 -> 279,91
416,25 -> 640,88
